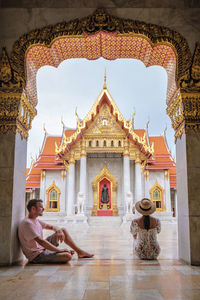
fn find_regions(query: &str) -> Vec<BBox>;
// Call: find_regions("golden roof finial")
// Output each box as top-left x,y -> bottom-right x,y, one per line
103,68 -> 107,89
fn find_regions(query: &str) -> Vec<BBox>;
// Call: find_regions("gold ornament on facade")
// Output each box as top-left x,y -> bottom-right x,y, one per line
41,170 -> 46,181
123,138 -> 129,157
69,151 -> 75,165
164,170 -> 170,181
144,170 -> 149,181
61,170 -> 66,181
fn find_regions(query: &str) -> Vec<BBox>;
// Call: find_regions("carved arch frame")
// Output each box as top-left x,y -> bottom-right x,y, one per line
0,8 -> 199,141
45,181 -> 61,212
150,181 -> 166,212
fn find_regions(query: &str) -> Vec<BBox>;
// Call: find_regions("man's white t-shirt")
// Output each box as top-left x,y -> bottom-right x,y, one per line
18,218 -> 47,261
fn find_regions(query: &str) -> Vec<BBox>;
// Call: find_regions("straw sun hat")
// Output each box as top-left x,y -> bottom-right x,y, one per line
135,198 -> 156,215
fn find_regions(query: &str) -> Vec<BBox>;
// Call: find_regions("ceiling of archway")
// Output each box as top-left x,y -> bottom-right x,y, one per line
25,32 -> 177,106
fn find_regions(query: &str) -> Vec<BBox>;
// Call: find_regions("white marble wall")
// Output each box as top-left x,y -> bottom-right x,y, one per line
148,170 -> 171,213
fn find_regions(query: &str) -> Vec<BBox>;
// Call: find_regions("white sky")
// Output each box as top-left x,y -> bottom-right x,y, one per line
27,58 -> 175,167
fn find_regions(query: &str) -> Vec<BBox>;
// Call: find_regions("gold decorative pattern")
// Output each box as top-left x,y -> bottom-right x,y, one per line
0,48 -> 25,93
144,170 -> 149,180
165,170 -> 170,181
0,89 -> 36,139
0,9 -> 196,139
0,8 -> 190,107
167,91 -> 200,141
41,170 -> 45,181
178,43 -> 200,93
61,170 -> 66,181
92,165 -> 118,216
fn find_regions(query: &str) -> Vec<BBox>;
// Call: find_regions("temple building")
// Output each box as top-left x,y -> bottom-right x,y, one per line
26,75 -> 176,221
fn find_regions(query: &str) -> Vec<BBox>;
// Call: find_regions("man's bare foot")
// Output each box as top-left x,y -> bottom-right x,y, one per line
78,251 -> 94,259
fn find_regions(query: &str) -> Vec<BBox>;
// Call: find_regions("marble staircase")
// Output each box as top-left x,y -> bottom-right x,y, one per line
88,216 -> 122,227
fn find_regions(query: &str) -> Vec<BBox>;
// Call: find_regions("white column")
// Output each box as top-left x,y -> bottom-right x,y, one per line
80,156 -> 87,197
123,155 -> 131,202
175,189 -> 178,218
78,155 -> 87,214
144,170 -> 150,198
66,153 -> 75,215
135,158 -> 142,203
164,170 -> 172,213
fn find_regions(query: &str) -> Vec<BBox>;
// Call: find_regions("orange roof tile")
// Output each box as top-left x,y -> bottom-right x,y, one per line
26,168 -> 30,176
64,129 -> 76,137
42,136 -> 62,155
149,136 -> 169,155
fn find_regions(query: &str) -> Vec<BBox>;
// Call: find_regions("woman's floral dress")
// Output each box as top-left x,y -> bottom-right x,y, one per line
130,219 -> 161,260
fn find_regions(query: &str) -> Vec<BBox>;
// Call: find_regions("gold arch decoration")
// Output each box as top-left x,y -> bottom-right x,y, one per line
45,181 -> 61,212
150,181 -> 166,212
92,165 -> 118,216
1,8 -> 192,104
0,8 -> 199,141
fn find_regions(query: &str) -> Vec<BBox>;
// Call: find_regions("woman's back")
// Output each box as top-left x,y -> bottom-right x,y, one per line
130,216 -> 161,260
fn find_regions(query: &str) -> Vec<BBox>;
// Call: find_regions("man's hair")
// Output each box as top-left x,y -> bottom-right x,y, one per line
27,199 -> 43,212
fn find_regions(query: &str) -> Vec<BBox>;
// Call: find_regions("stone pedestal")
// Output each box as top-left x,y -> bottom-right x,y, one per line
0,132 -> 27,265
176,132 -> 200,265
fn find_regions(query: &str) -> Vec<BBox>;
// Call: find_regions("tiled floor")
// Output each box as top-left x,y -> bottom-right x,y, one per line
0,222 -> 200,300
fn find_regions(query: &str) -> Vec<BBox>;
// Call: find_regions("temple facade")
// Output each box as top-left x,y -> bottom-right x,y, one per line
26,77 -> 176,219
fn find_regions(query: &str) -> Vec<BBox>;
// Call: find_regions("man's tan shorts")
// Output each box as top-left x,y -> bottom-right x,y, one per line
30,233 -> 61,264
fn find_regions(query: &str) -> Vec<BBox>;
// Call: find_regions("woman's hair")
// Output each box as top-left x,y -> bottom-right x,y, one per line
143,215 -> 150,230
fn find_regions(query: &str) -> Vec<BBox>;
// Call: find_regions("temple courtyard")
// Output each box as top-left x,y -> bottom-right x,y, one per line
0,218 -> 200,300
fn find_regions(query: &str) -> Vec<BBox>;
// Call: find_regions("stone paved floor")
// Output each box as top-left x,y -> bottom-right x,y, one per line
0,222 -> 200,300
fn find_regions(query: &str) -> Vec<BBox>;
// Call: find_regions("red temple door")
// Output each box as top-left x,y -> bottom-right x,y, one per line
97,177 -> 113,216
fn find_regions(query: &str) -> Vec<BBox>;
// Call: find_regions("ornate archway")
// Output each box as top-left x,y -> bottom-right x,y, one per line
0,8 -> 199,265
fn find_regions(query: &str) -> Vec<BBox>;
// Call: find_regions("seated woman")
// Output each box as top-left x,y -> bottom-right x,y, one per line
130,198 -> 161,260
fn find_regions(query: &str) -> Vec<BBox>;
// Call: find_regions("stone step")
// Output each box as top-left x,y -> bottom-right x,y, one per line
88,216 -> 122,226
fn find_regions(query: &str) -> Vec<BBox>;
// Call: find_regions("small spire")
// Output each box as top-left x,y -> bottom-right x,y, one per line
43,123 -> 47,135
145,119 -> 150,130
103,69 -> 107,89
163,124 -> 167,136
61,116 -> 65,128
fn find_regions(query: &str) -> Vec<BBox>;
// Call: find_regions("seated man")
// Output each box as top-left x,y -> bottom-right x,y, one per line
18,199 -> 94,264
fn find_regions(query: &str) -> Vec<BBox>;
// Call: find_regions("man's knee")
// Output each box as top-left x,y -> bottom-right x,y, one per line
60,252 -> 72,262
61,227 -> 68,235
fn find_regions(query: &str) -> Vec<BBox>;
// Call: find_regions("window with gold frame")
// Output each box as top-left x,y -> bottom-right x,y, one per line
46,182 -> 60,212
150,182 -> 165,212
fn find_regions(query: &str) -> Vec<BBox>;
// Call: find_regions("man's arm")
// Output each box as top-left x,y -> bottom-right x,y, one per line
34,236 -> 66,253
43,224 -> 65,243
